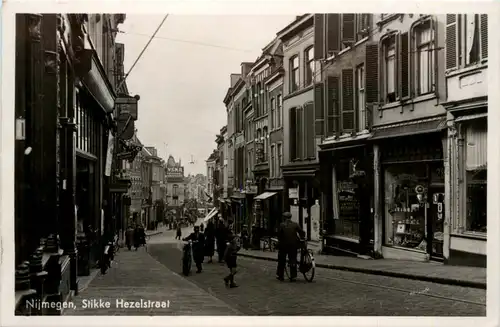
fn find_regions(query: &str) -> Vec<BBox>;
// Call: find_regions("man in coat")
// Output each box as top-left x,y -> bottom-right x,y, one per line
215,219 -> 229,263
183,225 -> 205,273
276,212 -> 305,282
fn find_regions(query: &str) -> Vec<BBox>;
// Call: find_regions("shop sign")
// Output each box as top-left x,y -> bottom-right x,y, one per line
104,133 -> 114,176
115,96 -> 138,120
166,166 -> 184,178
117,113 -> 135,141
245,185 -> 258,194
288,187 -> 298,199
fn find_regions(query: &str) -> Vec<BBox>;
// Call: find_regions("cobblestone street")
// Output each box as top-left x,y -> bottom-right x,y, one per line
146,234 -> 486,316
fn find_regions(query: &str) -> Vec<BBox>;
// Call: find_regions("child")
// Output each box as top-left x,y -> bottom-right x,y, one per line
223,233 -> 240,288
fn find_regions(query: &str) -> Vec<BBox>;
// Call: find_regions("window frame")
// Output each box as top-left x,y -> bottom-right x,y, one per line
304,46 -> 315,86
277,142 -> 283,177
412,18 -> 436,96
380,33 -> 398,104
270,144 -> 276,177
277,94 -> 282,128
270,97 -> 276,129
355,64 -> 366,131
290,55 -> 300,93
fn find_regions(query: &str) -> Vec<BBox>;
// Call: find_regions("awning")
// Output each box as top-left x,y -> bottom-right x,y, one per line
203,208 -> 218,222
455,113 -> 487,122
254,192 -> 277,200
371,117 -> 447,140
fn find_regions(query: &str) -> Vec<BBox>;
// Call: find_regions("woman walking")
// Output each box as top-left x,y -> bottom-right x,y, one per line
204,220 -> 216,263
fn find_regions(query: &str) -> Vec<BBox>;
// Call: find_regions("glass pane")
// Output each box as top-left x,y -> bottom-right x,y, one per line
387,56 -> 395,93
466,170 -> 487,233
419,44 -> 429,94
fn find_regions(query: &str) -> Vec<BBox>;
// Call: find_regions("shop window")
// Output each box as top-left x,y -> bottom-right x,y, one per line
465,120 -> 487,233
384,164 -> 428,251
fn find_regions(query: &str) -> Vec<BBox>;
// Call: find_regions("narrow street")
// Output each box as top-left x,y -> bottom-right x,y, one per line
68,232 -> 486,316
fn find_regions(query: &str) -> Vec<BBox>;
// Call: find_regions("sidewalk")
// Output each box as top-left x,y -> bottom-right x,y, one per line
65,247 -> 241,315
237,249 -> 487,289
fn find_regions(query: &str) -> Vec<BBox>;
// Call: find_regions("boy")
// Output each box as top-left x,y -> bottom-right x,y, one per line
223,233 -> 240,288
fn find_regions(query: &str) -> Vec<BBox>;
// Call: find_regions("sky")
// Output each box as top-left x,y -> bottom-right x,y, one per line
115,15 -> 296,175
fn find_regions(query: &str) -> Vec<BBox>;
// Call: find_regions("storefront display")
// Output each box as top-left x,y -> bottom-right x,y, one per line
335,181 -> 360,240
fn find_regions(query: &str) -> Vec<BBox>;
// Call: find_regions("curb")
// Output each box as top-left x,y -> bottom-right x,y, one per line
237,253 -> 486,290
146,231 -> 163,237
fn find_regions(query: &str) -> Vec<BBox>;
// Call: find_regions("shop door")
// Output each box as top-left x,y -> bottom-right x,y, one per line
427,187 -> 445,259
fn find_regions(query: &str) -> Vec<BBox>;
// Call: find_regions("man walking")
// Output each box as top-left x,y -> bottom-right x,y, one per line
276,212 -> 304,282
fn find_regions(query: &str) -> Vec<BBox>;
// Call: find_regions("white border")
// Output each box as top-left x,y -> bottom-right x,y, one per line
1,1 -> 499,327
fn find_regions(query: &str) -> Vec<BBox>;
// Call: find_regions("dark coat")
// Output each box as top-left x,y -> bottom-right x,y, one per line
215,223 -> 229,244
204,222 -> 216,256
184,232 -> 205,262
277,219 -> 304,250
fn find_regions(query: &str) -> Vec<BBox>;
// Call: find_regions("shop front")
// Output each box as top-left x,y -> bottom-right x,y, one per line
230,191 -> 246,234
447,113 -> 487,267
377,133 -> 446,262
282,163 -> 321,242
318,143 -> 374,256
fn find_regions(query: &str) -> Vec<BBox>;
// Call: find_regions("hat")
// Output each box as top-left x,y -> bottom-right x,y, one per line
282,212 -> 292,218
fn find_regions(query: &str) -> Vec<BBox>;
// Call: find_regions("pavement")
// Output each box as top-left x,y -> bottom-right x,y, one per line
148,233 -> 486,316
236,248 -> 487,289
65,241 -> 241,315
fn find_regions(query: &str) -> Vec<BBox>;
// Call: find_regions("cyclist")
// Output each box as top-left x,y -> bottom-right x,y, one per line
276,212 -> 305,282
183,225 -> 205,273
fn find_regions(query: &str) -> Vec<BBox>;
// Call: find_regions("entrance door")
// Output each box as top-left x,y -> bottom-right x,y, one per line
427,186 -> 445,259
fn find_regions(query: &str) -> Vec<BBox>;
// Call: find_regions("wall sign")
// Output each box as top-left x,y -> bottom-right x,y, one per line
115,96 -> 138,120
288,187 -> 298,199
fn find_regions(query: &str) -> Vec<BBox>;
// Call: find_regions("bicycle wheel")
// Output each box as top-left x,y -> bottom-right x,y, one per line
302,250 -> 315,282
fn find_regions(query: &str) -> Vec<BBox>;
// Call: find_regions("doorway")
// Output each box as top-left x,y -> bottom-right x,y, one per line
427,186 -> 445,260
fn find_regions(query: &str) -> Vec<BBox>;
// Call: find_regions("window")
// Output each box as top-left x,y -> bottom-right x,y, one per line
277,143 -> 283,177
414,21 -> 435,95
270,97 -> 276,129
277,94 -> 282,128
446,14 -> 487,70
270,144 -> 276,177
263,127 -> 268,159
290,56 -> 300,93
305,47 -> 314,86
356,64 -> 366,131
356,14 -> 370,40
173,184 -> 178,196
382,36 -> 397,103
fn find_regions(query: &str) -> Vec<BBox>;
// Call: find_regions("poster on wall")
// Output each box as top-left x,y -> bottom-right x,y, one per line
337,182 -> 359,221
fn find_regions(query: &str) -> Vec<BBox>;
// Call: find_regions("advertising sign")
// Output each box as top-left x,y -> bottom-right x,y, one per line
115,96 -> 138,120
104,133 -> 114,176
166,166 -> 184,178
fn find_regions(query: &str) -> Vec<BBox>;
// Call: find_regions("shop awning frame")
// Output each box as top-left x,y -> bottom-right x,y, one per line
371,116 -> 447,140
254,192 -> 277,200
203,207 -> 218,222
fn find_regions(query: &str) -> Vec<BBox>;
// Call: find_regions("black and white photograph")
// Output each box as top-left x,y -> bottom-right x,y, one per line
1,1 -> 498,326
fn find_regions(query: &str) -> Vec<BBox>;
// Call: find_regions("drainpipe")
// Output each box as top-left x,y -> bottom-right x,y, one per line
443,115 -> 454,263
373,143 -> 382,257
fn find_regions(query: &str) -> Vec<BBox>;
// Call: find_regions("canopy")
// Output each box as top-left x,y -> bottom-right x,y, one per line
254,192 -> 277,200
203,207 -> 218,222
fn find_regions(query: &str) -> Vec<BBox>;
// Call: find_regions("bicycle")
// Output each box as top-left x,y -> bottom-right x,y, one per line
262,236 -> 278,252
285,238 -> 315,282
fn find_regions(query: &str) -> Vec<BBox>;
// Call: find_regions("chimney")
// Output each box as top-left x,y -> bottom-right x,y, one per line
240,62 -> 253,78
230,73 -> 241,88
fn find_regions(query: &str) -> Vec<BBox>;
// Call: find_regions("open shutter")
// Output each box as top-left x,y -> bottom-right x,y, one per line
325,76 -> 339,137
314,84 -> 324,137
341,69 -> 355,132
480,14 -> 488,60
342,14 -> 355,45
305,103 -> 316,158
289,107 -> 296,160
326,14 -> 341,56
400,32 -> 410,99
314,14 -> 325,60
365,43 -> 379,104
296,107 -> 303,159
445,14 -> 458,70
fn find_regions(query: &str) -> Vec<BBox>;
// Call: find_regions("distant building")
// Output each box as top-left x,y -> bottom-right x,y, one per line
165,156 -> 186,219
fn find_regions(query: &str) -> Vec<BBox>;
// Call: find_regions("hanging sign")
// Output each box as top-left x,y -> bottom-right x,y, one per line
104,133 -> 114,176
117,113 -> 135,140
115,96 -> 139,120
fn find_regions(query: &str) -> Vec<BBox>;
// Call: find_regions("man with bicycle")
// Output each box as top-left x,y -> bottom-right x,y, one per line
276,212 -> 305,282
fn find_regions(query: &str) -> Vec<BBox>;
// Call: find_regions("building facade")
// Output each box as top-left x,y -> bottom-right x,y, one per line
442,13 -> 487,267
165,155 -> 186,219
14,13 -> 141,315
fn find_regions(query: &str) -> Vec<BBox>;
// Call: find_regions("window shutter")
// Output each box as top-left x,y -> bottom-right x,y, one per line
400,32 -> 410,98
445,14 -> 458,70
314,14 -> 325,60
295,107 -> 302,159
480,14 -> 488,60
342,14 -> 355,44
326,14 -> 341,55
289,107 -> 297,160
305,103 -> 315,158
314,84 -> 324,137
341,69 -> 355,132
326,75 -> 339,137
365,43 -> 379,104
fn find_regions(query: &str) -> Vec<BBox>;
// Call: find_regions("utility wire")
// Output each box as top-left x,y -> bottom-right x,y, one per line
116,30 -> 254,53
117,14 -> 169,91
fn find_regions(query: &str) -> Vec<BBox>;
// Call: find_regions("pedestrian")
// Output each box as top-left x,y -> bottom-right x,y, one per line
223,232 -> 240,288
276,212 -> 305,282
204,220 -> 216,263
134,224 -> 146,250
125,225 -> 134,250
183,226 -> 205,273
215,219 -> 228,263
176,224 -> 182,240
200,223 -> 205,232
